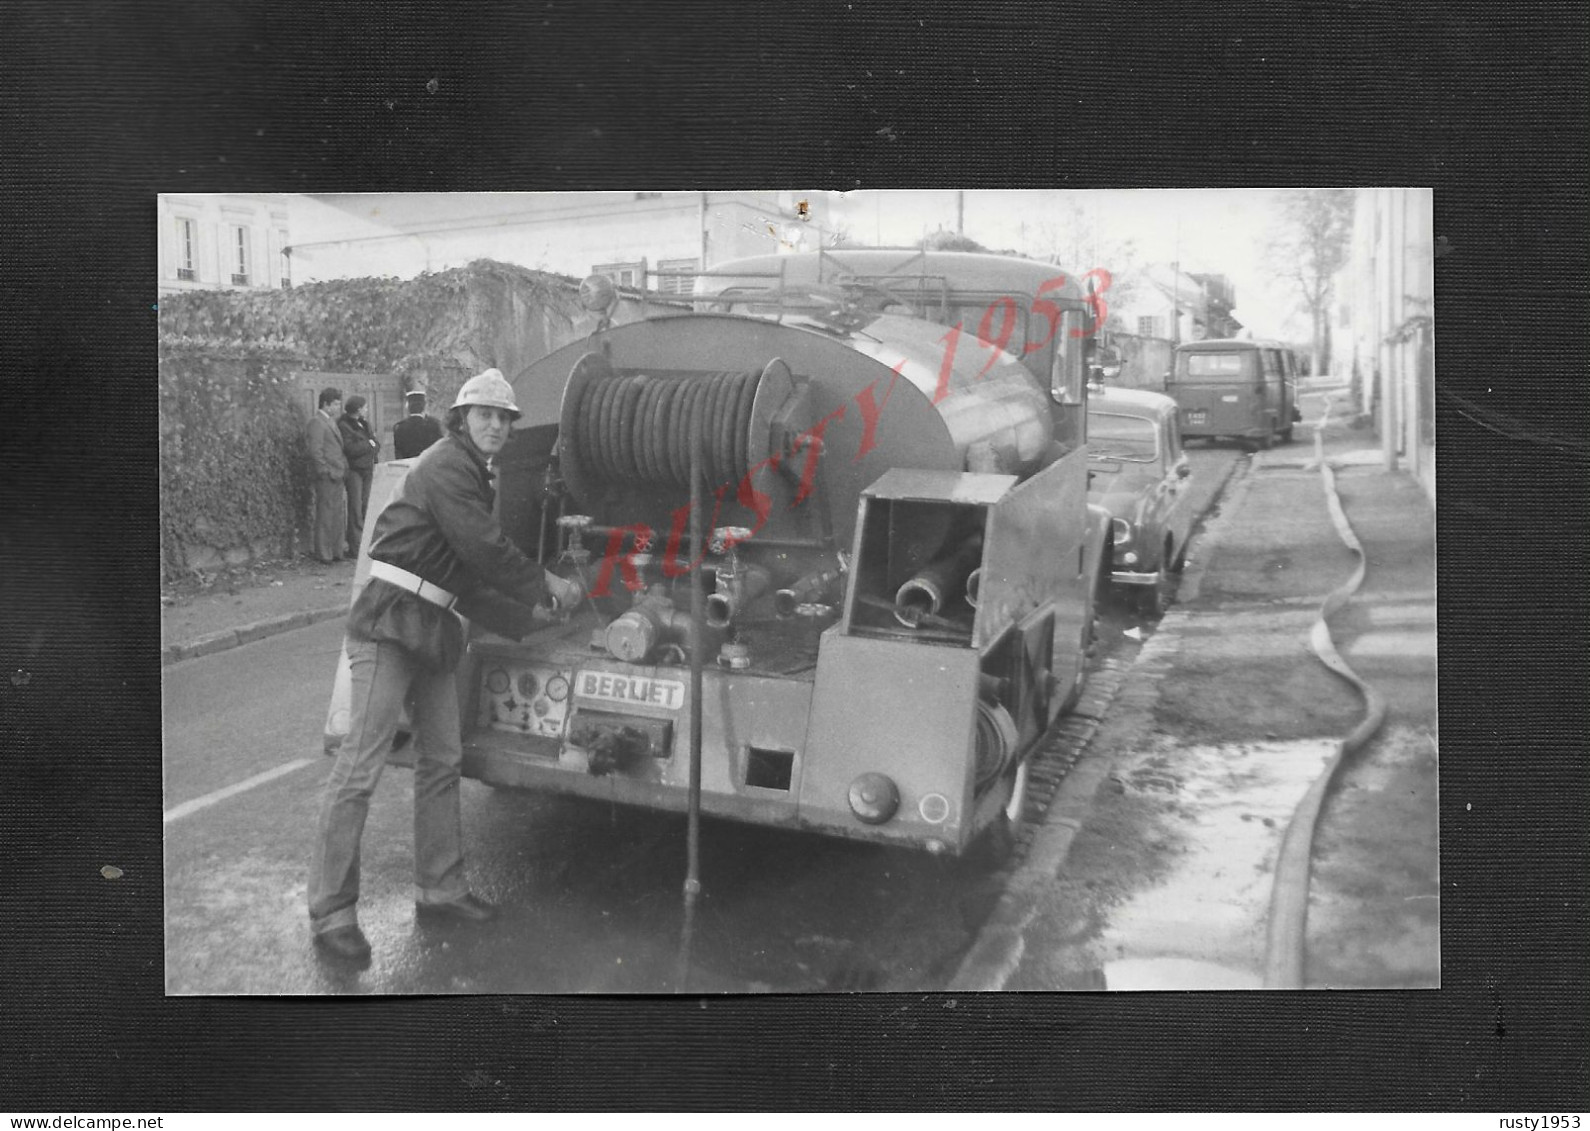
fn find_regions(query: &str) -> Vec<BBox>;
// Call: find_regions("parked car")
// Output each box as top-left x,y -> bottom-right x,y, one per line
1086,386 -> 1195,615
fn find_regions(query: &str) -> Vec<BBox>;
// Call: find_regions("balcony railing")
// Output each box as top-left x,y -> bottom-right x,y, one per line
231,273 -> 250,286
177,268 -> 196,281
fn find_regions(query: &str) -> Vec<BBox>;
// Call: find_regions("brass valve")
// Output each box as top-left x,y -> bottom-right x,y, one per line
555,513 -> 593,568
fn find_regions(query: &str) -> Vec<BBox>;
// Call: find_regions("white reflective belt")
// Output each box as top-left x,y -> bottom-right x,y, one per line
368,560 -> 458,610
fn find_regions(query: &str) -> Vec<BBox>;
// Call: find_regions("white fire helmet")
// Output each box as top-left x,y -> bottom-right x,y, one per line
452,368 -> 520,419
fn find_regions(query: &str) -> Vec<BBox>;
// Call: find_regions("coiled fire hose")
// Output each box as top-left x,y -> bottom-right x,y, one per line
1263,394 -> 1390,989
569,368 -> 762,490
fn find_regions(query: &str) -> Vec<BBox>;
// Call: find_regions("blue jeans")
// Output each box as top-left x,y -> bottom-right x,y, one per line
308,637 -> 469,934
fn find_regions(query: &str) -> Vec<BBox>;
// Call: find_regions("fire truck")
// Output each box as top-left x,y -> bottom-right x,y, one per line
374,250 -> 1110,858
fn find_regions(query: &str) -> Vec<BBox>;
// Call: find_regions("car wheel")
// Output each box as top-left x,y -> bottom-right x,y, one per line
1280,425 -> 1294,443
1134,566 -> 1171,617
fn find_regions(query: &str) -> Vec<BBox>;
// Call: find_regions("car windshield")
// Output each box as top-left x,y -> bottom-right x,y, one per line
1178,351 -> 1255,382
1088,413 -> 1159,462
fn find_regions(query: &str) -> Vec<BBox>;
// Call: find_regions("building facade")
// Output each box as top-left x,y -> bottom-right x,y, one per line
1334,189 -> 1435,500
158,194 -> 293,295
1110,263 -> 1240,345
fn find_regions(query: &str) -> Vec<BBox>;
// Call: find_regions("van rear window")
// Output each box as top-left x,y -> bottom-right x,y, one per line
1179,351 -> 1254,381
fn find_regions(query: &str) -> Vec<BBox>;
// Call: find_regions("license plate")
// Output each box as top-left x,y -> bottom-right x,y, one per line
1186,410 -> 1207,425
1221,394 -> 1240,403
574,670 -> 685,710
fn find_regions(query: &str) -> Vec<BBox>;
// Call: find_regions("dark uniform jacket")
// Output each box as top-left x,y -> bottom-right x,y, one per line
393,413 -> 444,460
348,430 -> 549,669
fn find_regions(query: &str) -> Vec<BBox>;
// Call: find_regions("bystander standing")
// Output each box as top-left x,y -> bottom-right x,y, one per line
338,395 -> 380,555
306,387 -> 349,563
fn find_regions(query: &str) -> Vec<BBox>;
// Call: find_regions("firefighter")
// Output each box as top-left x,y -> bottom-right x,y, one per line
307,368 -> 583,967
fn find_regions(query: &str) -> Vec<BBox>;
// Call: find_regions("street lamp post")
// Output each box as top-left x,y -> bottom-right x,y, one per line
1172,259 -> 1180,346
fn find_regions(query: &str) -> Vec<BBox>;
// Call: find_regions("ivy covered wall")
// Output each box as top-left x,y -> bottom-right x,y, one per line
157,260 -> 592,579
159,338 -> 313,576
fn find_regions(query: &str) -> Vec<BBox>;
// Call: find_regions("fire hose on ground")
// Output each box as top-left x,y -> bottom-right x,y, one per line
1262,394 -> 1390,989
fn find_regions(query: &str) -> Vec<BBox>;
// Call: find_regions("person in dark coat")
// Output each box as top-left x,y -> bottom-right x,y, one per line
392,389 -> 444,460
306,387 -> 348,562
307,368 -> 584,968
338,395 -> 380,555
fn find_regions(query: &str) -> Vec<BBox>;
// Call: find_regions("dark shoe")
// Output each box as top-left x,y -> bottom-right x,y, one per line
313,925 -> 372,967
415,892 -> 498,924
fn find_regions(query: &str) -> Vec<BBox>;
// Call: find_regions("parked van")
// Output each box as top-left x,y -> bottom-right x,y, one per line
1166,338 -> 1300,449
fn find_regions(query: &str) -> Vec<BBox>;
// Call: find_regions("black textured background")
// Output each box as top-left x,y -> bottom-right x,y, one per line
1,0 -> 1585,1112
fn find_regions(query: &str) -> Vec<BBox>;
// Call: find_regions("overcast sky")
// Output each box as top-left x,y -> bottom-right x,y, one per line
825,188 -> 1309,339
281,188 -> 1338,341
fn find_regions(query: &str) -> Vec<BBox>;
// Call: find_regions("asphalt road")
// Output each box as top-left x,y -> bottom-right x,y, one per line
163,627 -> 1002,995
163,443 -> 1245,996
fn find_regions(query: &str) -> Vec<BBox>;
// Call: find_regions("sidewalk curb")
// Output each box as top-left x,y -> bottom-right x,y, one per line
163,605 -> 346,666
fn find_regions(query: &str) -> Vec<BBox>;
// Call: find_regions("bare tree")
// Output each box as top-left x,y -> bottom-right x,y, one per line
1017,195 -> 1139,328
1270,190 -> 1354,375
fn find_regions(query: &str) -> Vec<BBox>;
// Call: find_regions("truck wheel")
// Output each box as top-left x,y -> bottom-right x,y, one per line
967,810 -> 1018,870
1058,553 -> 1106,712
965,760 -> 1029,871
1004,759 -> 1031,824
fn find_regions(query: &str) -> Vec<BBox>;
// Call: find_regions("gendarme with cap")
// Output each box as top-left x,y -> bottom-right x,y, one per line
452,368 -> 520,418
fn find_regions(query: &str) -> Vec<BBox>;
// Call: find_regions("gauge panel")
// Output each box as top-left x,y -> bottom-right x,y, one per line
479,664 -> 573,739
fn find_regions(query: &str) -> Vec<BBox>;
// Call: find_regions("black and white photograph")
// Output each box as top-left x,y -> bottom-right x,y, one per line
159,189 -> 1437,996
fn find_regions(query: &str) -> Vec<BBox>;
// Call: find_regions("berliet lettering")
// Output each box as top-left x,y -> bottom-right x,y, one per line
575,670 -> 685,710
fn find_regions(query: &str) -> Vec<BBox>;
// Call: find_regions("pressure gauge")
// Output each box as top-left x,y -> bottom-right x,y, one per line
517,671 -> 539,699
485,669 -> 510,695
545,674 -> 570,702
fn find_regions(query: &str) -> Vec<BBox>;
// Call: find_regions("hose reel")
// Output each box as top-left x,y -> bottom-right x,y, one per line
558,353 -> 796,504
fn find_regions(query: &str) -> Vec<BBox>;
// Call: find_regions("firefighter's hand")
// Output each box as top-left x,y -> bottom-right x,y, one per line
544,572 -> 584,612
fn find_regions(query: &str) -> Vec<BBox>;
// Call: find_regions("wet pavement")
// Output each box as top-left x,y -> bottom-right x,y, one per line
969,386 -> 1438,991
